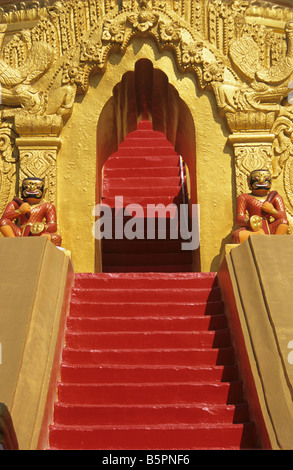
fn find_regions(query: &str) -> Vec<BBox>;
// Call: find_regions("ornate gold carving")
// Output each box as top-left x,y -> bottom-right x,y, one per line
229,21 -> 293,84
181,40 -> 203,67
102,18 -> 126,43
0,1 -> 50,24
202,58 -> 225,84
0,0 -> 292,224
271,106 -> 293,217
230,136 -> 274,197
158,20 -> 181,43
0,25 -> 54,114
212,80 -> 287,133
18,149 -> 56,203
246,1 -> 293,23
0,123 -> 18,216
128,3 -> 159,32
13,114 -> 62,205
0,0 -> 289,120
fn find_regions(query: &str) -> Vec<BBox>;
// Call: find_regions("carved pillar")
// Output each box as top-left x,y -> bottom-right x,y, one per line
14,114 -> 63,205
0,123 -> 19,216
226,111 -> 278,197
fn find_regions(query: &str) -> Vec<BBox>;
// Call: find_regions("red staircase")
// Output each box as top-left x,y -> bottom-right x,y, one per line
48,272 -> 260,450
101,120 -> 193,272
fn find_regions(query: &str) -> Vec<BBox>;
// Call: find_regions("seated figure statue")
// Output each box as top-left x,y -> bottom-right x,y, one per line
232,169 -> 289,244
0,177 -> 62,246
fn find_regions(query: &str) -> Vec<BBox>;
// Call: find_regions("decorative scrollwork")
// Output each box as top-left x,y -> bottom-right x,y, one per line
271,106 -> 293,217
0,123 -> 19,216
0,0 -> 293,228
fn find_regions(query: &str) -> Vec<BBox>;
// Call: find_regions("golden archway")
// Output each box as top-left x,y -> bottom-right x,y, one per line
96,59 -> 197,203
96,58 -> 198,271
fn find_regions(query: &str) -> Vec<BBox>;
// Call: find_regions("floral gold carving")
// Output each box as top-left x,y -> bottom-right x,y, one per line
230,21 -> 293,84
0,0 -> 292,227
232,141 -> 274,197
271,107 -> 293,218
0,123 -> 18,216
18,148 -> 57,204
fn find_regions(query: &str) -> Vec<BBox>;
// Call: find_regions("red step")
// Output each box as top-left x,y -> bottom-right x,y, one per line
49,422 -> 258,450
104,167 -> 180,177
56,381 -> 245,406
64,329 -> 231,349
100,121 -> 191,272
71,287 -> 222,302
53,402 -> 249,426
61,346 -> 236,367
104,176 -> 181,189
48,272 -> 260,450
69,300 -> 225,317
66,313 -> 228,331
102,195 -> 179,206
103,185 -> 182,197
113,146 -> 177,156
59,364 -> 238,383
104,155 -> 180,168
73,272 -> 219,289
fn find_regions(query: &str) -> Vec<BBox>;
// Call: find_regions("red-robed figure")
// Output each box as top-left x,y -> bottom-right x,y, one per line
0,177 -> 62,246
232,169 -> 289,244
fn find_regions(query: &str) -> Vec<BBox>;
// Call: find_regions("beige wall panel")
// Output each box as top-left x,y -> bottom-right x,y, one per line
0,237 -> 74,449
219,236 -> 293,449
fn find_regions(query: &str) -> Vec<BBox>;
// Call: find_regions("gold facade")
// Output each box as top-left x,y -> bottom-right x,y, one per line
1,0 -> 293,272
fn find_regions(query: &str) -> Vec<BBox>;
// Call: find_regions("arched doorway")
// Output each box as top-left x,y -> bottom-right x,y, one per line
96,59 -> 199,272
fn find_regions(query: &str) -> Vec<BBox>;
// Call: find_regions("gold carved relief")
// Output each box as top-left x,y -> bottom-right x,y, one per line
270,106 -> 293,218
18,149 -> 56,203
0,122 -> 18,216
230,138 -> 275,197
229,21 -> 293,84
0,0 -> 292,229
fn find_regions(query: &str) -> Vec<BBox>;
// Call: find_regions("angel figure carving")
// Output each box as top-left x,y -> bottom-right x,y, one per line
0,25 -> 54,113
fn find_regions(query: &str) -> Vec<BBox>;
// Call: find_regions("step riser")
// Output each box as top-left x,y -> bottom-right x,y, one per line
57,382 -> 244,406
97,210 -> 184,221
112,147 -> 177,156
119,138 -> 174,148
60,365 -> 239,384
66,315 -> 227,332
104,177 -> 181,188
103,187 -> 182,197
69,301 -> 225,317
102,196 -> 180,207
104,167 -> 181,177
64,330 -> 231,350
71,288 -> 222,303
61,347 -> 235,366
53,403 -> 249,426
49,423 -> 257,450
105,156 -> 180,168
73,273 -> 217,288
